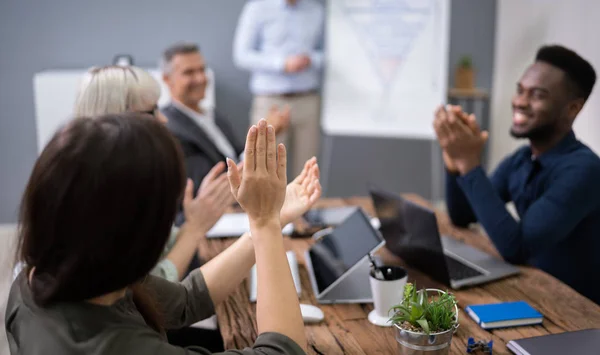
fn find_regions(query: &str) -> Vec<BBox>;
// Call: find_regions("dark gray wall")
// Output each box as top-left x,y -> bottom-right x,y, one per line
320,136 -> 442,199
0,0 -> 251,223
448,0 -> 497,91
0,0 -> 497,222
447,0 -> 497,170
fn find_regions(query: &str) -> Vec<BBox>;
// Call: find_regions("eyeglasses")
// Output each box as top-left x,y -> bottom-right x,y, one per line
142,105 -> 159,116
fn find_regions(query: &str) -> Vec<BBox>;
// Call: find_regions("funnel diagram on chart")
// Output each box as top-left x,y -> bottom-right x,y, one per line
322,0 -> 448,138
341,0 -> 433,119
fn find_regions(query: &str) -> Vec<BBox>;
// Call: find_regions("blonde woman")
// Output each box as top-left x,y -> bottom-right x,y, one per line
75,66 -> 234,286
75,66 -> 167,122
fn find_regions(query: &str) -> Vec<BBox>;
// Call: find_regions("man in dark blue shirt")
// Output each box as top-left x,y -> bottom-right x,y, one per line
433,45 -> 600,304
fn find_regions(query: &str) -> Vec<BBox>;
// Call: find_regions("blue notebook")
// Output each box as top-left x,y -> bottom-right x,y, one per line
466,301 -> 543,330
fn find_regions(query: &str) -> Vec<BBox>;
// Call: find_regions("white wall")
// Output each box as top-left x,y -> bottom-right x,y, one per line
490,0 -> 600,169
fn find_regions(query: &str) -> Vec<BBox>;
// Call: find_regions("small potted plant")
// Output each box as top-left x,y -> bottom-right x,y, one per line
389,283 -> 459,355
455,55 -> 475,89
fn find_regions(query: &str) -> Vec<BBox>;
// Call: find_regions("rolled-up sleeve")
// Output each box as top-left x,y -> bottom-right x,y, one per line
144,269 -> 216,330
213,332 -> 305,355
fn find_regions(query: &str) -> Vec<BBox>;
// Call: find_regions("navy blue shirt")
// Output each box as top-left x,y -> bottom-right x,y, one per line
446,131 -> 600,304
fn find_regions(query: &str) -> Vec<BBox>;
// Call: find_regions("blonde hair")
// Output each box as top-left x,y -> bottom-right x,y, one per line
74,66 -> 161,117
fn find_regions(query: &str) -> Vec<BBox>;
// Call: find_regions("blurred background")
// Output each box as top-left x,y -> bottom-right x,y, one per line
2,1 -> 600,352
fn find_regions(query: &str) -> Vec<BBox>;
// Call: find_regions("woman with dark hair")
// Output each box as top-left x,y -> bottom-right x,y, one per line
72,65 -> 321,286
5,114 -> 309,354
69,65 -> 321,351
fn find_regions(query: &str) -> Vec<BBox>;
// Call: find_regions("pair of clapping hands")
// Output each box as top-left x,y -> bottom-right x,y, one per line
433,104 -> 489,175
182,119 -> 321,239
227,119 -> 321,231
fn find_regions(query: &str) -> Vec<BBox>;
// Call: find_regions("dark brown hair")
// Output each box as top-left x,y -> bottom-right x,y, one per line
17,113 -> 186,333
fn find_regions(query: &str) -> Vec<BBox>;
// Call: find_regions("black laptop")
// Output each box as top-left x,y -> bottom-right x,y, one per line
369,187 -> 519,288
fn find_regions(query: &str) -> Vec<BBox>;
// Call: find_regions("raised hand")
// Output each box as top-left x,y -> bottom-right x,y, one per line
183,161 -> 233,236
227,119 -> 287,229
280,157 -> 321,225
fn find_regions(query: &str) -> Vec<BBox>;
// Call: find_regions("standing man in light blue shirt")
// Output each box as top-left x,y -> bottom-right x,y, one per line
234,0 -> 324,176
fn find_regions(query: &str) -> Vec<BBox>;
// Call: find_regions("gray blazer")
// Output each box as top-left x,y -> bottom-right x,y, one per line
5,269 -> 305,354
162,104 -> 244,192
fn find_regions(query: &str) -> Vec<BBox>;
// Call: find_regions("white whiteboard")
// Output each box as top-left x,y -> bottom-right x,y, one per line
33,68 -> 215,154
321,0 -> 450,138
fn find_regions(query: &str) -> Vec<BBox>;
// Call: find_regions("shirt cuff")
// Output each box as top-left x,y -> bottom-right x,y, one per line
445,168 -> 460,178
456,166 -> 486,189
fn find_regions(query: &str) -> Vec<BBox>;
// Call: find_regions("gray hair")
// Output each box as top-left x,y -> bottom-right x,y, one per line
160,42 -> 200,74
74,66 -> 161,117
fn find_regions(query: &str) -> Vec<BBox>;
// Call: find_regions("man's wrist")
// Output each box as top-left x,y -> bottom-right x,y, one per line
445,165 -> 460,174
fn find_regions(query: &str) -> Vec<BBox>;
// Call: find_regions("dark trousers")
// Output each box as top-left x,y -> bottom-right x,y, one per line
167,254 -> 225,352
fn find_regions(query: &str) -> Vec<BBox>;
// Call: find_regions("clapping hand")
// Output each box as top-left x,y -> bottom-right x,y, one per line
280,157 -> 321,226
183,161 -> 233,237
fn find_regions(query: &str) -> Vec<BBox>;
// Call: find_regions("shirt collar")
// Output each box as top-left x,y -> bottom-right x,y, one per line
172,100 -> 213,122
533,130 -> 578,167
280,0 -> 300,8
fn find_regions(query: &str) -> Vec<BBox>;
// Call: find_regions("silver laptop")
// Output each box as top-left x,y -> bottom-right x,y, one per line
305,208 -> 385,303
370,188 -> 519,289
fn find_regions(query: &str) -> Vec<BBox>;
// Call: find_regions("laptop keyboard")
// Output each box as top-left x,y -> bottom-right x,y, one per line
445,255 -> 483,280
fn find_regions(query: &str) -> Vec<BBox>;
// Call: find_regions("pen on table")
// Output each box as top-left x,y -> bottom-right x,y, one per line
368,253 -> 385,280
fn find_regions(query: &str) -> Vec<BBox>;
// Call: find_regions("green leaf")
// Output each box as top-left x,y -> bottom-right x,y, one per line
410,302 -> 424,320
396,309 -> 411,320
416,319 -> 430,334
459,55 -> 473,68
417,289 -> 426,307
392,305 -> 410,315
411,284 -> 419,303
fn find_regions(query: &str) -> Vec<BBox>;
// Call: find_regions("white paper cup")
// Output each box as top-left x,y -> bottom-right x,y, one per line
368,266 -> 408,327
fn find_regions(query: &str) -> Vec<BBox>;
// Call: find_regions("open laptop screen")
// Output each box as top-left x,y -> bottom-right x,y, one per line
308,209 -> 383,294
370,188 -> 451,285
303,206 -> 358,228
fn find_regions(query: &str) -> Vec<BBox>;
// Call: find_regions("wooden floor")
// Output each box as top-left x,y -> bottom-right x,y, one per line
201,196 -> 600,354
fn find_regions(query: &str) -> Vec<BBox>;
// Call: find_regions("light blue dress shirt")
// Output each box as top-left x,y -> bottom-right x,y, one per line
233,0 -> 325,95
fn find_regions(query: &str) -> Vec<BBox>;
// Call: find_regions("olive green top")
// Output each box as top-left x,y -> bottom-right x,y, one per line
5,269 -> 305,355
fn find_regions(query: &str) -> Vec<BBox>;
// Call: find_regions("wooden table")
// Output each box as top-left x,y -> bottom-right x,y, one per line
200,195 -> 600,354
